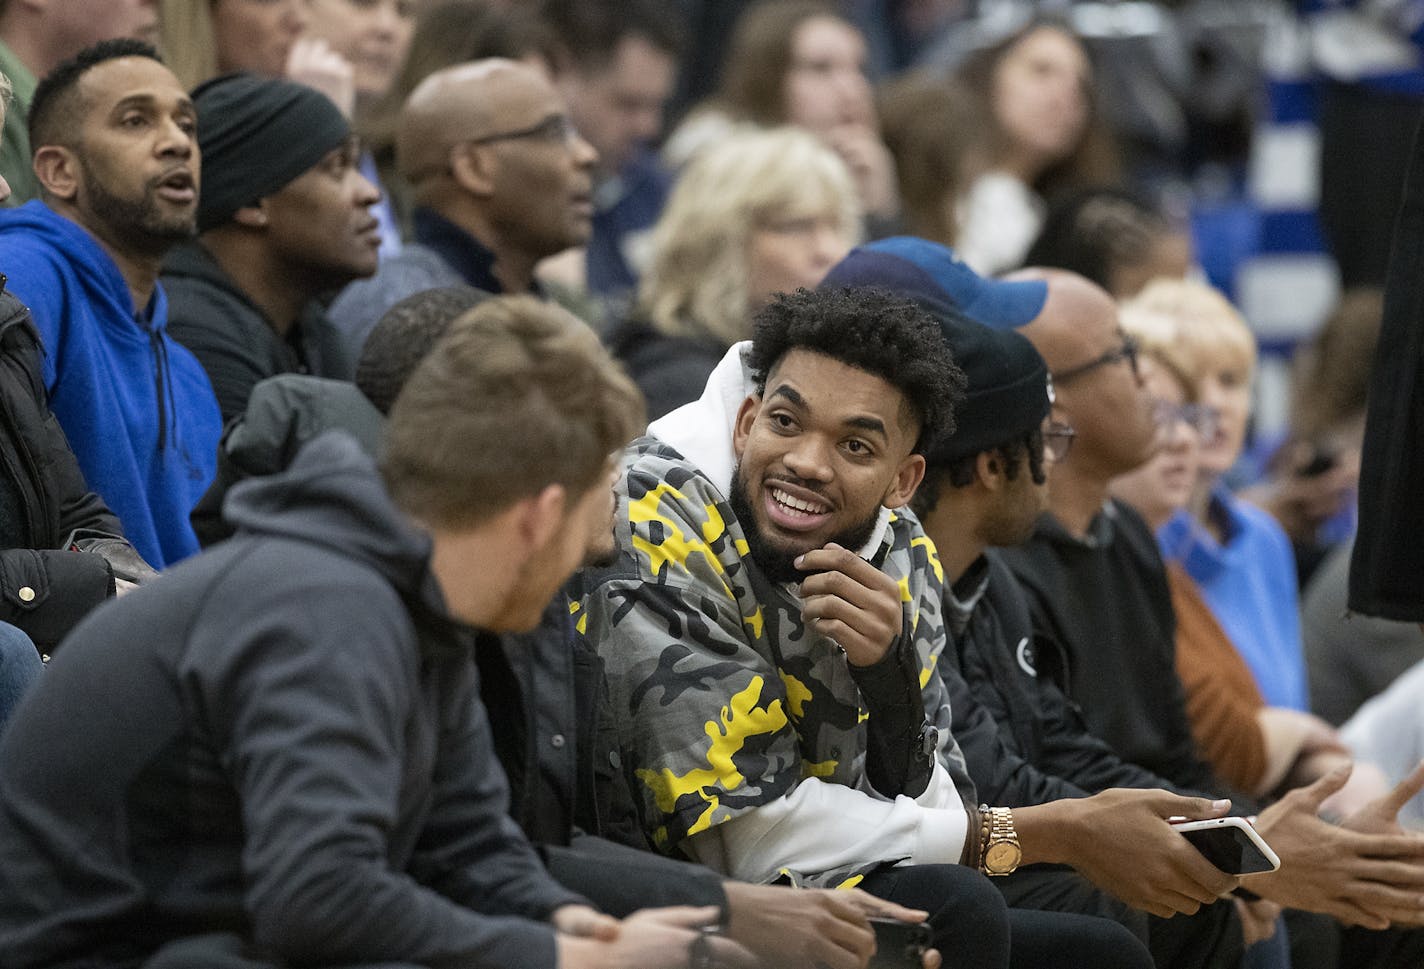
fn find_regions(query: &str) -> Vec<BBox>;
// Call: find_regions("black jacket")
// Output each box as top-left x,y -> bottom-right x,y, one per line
942,553 -> 1206,808
1351,114 -> 1424,621
485,599 -> 727,918
998,502 -> 1224,796
0,278 -> 152,649
163,241 -> 344,424
0,433 -> 581,968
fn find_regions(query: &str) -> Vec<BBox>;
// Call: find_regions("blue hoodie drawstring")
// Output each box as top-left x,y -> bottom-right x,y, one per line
149,327 -> 173,451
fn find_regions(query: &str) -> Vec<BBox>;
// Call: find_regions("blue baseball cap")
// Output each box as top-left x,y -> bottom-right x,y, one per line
819,237 -> 1048,329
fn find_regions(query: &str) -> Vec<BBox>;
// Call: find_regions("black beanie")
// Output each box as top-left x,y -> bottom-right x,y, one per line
819,239 -> 1051,463
928,311 -> 1051,463
192,73 -> 351,233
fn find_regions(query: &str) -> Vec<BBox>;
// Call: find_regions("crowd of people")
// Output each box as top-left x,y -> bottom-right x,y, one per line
1,1 -> 1423,968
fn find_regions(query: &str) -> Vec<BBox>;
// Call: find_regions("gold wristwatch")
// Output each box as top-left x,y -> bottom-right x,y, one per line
979,805 -> 1022,876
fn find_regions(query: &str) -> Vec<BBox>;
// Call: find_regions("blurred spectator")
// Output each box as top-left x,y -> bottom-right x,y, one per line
159,0 -> 305,88
0,0 -> 158,206
326,59 -> 597,377
1146,280 -> 1309,715
1112,297 -> 1350,801
665,0 -> 899,231
1305,539 -> 1424,727
1023,186 -> 1193,300
542,0 -> 685,297
952,17 -> 1118,276
303,0 -> 413,117
0,41 -> 220,568
159,0 -> 354,117
1245,288 -> 1380,586
163,74 -> 381,423
606,126 -> 857,421
878,72 -> 984,250
361,0 -> 554,237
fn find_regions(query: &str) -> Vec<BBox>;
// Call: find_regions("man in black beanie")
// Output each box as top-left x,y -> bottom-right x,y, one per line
164,72 -> 382,423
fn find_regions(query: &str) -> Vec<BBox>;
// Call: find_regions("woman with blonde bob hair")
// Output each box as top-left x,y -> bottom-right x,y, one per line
1136,280 -> 1317,728
608,127 -> 860,420
1111,297 -> 1351,806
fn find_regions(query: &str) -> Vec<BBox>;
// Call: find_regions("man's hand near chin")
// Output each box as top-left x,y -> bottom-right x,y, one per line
1250,762 -> 1424,928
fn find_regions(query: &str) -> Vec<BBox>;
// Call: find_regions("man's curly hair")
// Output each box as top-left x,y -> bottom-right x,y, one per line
747,286 -> 966,453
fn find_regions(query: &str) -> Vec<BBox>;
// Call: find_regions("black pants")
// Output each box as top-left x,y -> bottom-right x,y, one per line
994,864 -> 1243,969
862,863 -> 1153,969
141,934 -> 420,969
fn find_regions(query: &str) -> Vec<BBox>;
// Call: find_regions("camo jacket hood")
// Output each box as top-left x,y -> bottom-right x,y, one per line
572,434 -> 973,886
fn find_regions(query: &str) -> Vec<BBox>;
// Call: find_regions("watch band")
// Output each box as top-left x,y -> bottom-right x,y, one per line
978,805 -> 1022,877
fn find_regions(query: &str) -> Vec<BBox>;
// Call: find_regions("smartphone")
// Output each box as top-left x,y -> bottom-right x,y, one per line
869,917 -> 932,969
1171,816 -> 1281,875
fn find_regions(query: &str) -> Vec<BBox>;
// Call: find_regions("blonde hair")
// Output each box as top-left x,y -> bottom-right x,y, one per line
158,0 -> 220,90
638,126 -> 860,347
1118,300 -> 1196,401
0,70 -> 12,112
1124,278 -> 1256,383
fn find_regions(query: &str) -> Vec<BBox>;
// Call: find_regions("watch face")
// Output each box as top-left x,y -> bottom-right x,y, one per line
985,841 -> 1021,873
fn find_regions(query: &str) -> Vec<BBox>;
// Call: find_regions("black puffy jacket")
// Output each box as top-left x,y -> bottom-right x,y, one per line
0,276 -> 152,650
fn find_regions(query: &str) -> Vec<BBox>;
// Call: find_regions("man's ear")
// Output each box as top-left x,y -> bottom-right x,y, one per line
514,482 -> 568,556
731,394 -> 761,459
450,143 -> 497,197
32,145 -> 79,201
974,450 -> 1004,491
232,201 -> 269,229
883,453 -> 926,509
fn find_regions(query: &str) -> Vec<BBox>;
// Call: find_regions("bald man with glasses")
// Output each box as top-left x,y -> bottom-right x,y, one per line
327,59 -> 598,378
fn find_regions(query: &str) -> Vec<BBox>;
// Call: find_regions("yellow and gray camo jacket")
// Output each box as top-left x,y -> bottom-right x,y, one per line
572,434 -> 975,887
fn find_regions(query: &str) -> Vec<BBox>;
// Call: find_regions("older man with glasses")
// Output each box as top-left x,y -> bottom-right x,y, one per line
326,58 -> 598,378
996,267 -> 1424,969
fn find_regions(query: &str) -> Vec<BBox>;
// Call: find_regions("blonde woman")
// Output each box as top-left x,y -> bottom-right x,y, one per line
608,126 -> 860,420
1111,299 -> 1351,802
1138,279 -> 1314,720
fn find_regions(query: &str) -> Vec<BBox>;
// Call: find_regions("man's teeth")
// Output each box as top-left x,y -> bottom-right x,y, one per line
771,488 -> 827,516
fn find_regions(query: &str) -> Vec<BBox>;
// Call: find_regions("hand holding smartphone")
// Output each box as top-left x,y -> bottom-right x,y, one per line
1170,816 -> 1280,875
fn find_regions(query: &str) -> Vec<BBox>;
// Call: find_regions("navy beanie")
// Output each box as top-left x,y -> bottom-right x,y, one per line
820,237 -> 1051,462
192,73 -> 351,232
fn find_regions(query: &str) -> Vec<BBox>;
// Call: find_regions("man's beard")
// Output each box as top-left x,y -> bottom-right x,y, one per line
81,157 -> 195,255
727,463 -> 881,584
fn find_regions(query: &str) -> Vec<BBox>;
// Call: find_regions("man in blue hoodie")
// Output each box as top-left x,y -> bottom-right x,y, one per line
0,38 -> 220,568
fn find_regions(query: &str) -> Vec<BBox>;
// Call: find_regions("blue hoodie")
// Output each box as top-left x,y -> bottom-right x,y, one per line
0,201 -> 220,567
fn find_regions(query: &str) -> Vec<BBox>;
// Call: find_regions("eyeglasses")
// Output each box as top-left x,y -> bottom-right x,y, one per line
1152,399 -> 1220,439
1043,420 -> 1076,462
464,114 -> 581,148
1052,333 -> 1140,384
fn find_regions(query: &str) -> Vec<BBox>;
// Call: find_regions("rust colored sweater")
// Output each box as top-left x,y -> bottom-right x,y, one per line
1168,563 -> 1269,794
